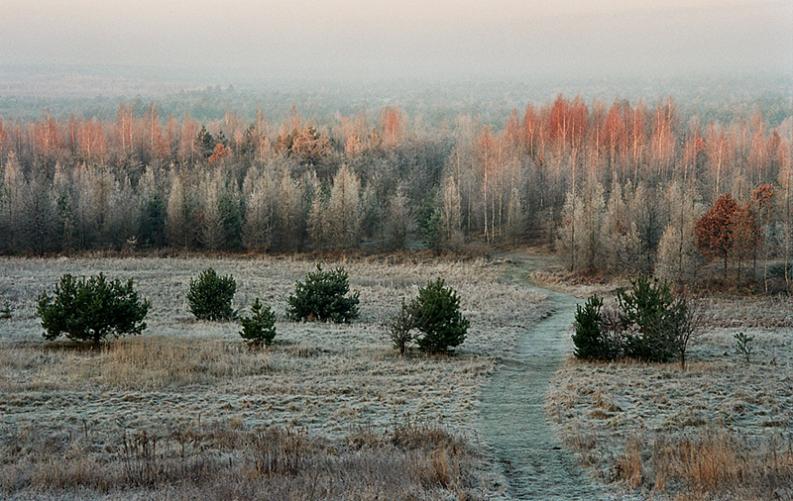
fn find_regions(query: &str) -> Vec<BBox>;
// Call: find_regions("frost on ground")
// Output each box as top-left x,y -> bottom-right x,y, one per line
0,256 -> 549,499
547,295 -> 793,500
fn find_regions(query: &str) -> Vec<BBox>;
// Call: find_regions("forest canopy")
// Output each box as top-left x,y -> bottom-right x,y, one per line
0,96 -> 791,287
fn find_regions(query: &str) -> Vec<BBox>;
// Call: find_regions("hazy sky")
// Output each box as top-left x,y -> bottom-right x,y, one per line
2,0 -> 792,81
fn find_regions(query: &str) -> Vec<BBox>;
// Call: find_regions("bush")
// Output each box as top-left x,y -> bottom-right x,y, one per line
187,268 -> 237,321
573,278 -> 700,367
617,277 -> 678,363
0,299 -> 11,320
572,294 -> 620,361
409,278 -> 469,354
286,265 -> 360,323
37,273 -> 150,346
388,298 -> 415,355
239,298 -> 277,347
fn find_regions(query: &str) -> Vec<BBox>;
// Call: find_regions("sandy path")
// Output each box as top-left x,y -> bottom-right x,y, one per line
479,258 -> 611,500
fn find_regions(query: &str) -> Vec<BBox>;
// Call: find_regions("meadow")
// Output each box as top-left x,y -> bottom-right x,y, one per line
0,255 -> 549,499
545,286 -> 793,500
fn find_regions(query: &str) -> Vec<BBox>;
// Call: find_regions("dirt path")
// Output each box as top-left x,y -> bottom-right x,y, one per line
479,257 -> 610,500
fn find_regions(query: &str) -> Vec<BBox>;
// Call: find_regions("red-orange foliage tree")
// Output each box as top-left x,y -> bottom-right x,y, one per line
695,194 -> 739,279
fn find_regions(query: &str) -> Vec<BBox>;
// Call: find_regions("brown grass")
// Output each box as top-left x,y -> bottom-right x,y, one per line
99,336 -> 272,388
547,292 -> 793,500
0,337 -> 272,390
0,256 -> 551,499
616,435 -> 644,489
0,420 -> 480,500
651,430 -> 793,497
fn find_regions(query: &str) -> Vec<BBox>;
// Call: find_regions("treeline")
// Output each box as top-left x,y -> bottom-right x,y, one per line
0,97 -> 791,287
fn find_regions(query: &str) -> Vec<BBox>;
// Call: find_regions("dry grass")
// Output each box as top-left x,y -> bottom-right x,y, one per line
1,419 -> 482,500
548,296 -> 793,500
0,255 -> 550,499
0,337 -> 272,390
99,337 -> 273,388
632,430 -> 793,499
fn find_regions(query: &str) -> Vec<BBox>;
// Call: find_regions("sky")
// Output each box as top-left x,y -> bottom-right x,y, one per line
1,0 -> 792,82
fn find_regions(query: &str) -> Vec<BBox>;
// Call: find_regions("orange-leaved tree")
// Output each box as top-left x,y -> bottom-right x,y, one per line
695,193 -> 739,279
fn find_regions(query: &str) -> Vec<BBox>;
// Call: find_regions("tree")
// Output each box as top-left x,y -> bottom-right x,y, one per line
557,182 -> 606,273
572,294 -> 620,360
199,171 -> 224,250
695,194 -> 739,279
388,298 -> 414,355
409,278 -> 469,354
286,265 -> 360,323
104,174 -> 139,249
617,277 -> 678,363
37,273 -> 150,346
138,167 -> 166,248
166,171 -> 189,248
218,184 -> 243,251
0,152 -> 25,253
505,187 -> 525,243
732,201 -> 760,282
187,268 -> 237,321
750,184 -> 775,291
239,298 -> 277,347
602,181 -> 642,273
667,292 -> 700,370
326,164 -> 362,249
439,176 -> 463,248
274,169 -> 303,251
242,170 -> 276,251
655,181 -> 701,283
384,185 -> 412,250
307,188 -> 328,249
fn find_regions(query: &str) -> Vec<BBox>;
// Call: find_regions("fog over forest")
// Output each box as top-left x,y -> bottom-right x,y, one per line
3,0 -> 792,84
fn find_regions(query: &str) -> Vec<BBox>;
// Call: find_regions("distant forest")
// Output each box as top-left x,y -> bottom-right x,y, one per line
0,95 -> 791,288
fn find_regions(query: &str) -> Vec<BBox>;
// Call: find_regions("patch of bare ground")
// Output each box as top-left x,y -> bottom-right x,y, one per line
547,296 -> 793,500
0,256 -> 550,499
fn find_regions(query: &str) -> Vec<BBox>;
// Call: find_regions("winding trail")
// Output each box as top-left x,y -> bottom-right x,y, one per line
479,257 -> 608,500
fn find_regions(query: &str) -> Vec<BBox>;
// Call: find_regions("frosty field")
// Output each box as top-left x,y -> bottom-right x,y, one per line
2,255 -> 792,500
0,256 -> 550,499
547,295 -> 793,500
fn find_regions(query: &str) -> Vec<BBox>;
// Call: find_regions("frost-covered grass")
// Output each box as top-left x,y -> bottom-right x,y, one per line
0,255 -> 549,499
547,297 -> 793,500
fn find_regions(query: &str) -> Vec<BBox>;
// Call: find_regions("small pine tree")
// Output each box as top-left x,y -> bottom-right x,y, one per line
187,268 -> 237,321
617,277 -> 677,362
572,294 -> 619,360
287,265 -> 360,323
0,299 -> 12,320
409,278 -> 469,354
239,298 -> 277,347
37,274 -> 150,346
388,298 -> 414,355
734,332 -> 754,363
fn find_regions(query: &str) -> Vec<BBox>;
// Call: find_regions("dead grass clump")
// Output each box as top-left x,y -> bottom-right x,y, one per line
616,435 -> 644,488
390,422 -> 466,451
98,337 -> 272,388
652,430 -> 793,497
